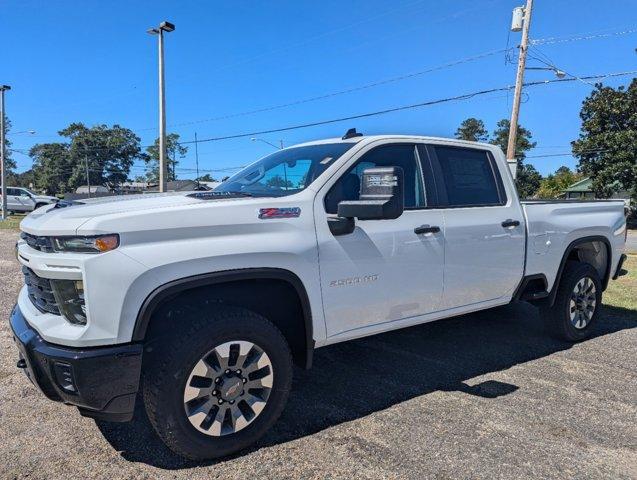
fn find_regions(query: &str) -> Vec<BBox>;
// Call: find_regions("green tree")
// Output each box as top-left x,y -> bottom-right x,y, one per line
29,123 -> 144,195
491,118 -> 540,198
145,133 -> 188,182
29,143 -> 72,194
537,166 -> 584,199
266,175 -> 293,189
196,173 -> 217,182
572,79 -> 637,199
455,117 -> 489,142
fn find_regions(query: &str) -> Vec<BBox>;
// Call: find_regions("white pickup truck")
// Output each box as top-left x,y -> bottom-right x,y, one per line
10,131 -> 628,460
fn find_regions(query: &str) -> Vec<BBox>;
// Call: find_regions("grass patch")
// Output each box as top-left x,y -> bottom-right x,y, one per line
0,214 -> 24,230
604,254 -> 636,311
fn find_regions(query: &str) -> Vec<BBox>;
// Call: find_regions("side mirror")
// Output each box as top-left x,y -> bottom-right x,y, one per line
337,166 -> 404,220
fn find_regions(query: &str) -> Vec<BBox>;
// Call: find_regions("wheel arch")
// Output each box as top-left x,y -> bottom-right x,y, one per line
547,235 -> 612,306
133,268 -> 314,369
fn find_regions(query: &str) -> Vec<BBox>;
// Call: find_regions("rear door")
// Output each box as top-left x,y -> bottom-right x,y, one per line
422,144 -> 525,308
6,188 -> 22,211
315,142 -> 445,338
13,189 -> 35,212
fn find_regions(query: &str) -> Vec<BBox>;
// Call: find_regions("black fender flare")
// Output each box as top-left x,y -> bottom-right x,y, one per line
547,235 -> 612,306
132,268 -> 314,368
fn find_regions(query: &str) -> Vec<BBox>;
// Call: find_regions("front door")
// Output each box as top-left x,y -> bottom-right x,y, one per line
315,142 -> 445,338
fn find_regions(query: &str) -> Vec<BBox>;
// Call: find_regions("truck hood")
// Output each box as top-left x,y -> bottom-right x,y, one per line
33,194 -> 59,203
20,192 -> 251,236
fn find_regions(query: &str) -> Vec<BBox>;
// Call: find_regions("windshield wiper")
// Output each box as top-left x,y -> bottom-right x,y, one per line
187,191 -> 254,200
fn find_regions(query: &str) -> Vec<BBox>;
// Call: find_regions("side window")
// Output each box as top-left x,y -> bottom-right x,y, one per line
7,188 -> 18,196
325,144 -> 425,214
434,146 -> 504,207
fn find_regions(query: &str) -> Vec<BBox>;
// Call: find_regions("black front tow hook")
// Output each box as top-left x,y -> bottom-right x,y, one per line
16,359 -> 27,369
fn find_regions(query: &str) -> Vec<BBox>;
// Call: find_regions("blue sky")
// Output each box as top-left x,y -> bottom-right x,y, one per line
3,0 -> 637,179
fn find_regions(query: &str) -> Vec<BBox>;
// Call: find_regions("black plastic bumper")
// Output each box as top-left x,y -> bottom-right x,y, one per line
9,305 -> 143,422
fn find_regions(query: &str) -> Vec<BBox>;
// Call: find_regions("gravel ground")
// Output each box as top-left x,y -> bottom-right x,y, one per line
0,228 -> 636,479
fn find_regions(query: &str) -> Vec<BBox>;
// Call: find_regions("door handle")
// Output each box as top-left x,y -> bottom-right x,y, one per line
414,225 -> 440,235
501,219 -> 520,228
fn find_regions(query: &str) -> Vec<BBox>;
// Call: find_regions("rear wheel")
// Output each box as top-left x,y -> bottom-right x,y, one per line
540,262 -> 602,342
142,306 -> 293,460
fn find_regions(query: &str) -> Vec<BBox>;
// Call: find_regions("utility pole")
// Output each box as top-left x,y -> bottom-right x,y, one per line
0,85 -> 10,221
85,155 -> 91,199
506,0 -> 533,178
194,132 -> 200,188
147,21 -> 175,192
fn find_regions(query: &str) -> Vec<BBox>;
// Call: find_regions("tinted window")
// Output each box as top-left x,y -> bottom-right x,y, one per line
434,147 -> 503,206
325,144 -> 425,214
7,188 -> 18,196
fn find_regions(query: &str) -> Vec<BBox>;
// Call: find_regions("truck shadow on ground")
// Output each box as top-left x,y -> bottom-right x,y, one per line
95,302 -> 636,469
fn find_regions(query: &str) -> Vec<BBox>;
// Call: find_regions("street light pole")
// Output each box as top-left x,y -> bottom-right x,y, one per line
506,0 -> 533,177
251,137 -> 282,150
0,85 -> 11,221
148,21 -> 175,193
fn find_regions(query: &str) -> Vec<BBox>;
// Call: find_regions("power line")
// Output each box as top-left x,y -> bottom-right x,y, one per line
179,70 -> 637,146
531,26 -> 637,46
138,48 -> 507,131
11,70 -> 636,166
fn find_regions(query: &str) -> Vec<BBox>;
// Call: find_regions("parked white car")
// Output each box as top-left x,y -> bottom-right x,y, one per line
10,132 -> 628,460
4,186 -> 58,213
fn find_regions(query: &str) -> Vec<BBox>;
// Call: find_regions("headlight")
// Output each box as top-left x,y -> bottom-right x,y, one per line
50,279 -> 86,325
53,234 -> 119,253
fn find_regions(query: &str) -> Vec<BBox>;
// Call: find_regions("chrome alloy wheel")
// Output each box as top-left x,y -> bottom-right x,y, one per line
183,340 -> 274,436
569,277 -> 597,329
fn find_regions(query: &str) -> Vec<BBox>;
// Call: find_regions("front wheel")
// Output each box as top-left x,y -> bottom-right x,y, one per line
142,306 -> 293,460
540,261 -> 602,342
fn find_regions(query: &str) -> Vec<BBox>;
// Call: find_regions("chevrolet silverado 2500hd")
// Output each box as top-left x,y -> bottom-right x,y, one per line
10,132 -> 628,460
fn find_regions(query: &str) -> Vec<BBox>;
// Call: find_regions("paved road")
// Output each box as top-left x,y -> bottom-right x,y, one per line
1,229 -> 636,479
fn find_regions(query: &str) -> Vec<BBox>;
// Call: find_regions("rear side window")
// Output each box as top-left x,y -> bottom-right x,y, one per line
433,146 -> 504,207
324,144 -> 426,214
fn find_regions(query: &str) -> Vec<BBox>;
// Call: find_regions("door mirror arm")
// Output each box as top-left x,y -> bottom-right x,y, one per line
327,216 -> 355,236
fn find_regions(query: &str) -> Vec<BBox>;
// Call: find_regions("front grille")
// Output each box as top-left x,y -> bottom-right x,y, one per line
22,267 -> 60,315
21,232 -> 54,253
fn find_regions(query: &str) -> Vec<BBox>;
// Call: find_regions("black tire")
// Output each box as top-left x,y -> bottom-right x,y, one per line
540,261 -> 602,342
142,306 -> 293,460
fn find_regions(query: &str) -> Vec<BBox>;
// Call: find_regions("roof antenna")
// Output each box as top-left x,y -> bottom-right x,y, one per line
342,128 -> 363,140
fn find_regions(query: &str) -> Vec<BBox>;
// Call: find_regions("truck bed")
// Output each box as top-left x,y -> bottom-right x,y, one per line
521,199 -> 626,292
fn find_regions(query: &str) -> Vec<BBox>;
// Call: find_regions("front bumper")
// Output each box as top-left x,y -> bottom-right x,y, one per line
9,305 -> 143,422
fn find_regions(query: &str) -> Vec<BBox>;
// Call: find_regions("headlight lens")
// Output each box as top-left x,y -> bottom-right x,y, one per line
53,234 -> 119,253
50,279 -> 86,325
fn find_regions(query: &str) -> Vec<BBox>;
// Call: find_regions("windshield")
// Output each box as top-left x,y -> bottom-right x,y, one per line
214,143 -> 356,197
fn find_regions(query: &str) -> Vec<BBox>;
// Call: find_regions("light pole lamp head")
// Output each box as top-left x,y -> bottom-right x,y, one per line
0,85 -> 11,92
160,21 -> 175,32
147,27 -> 160,35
